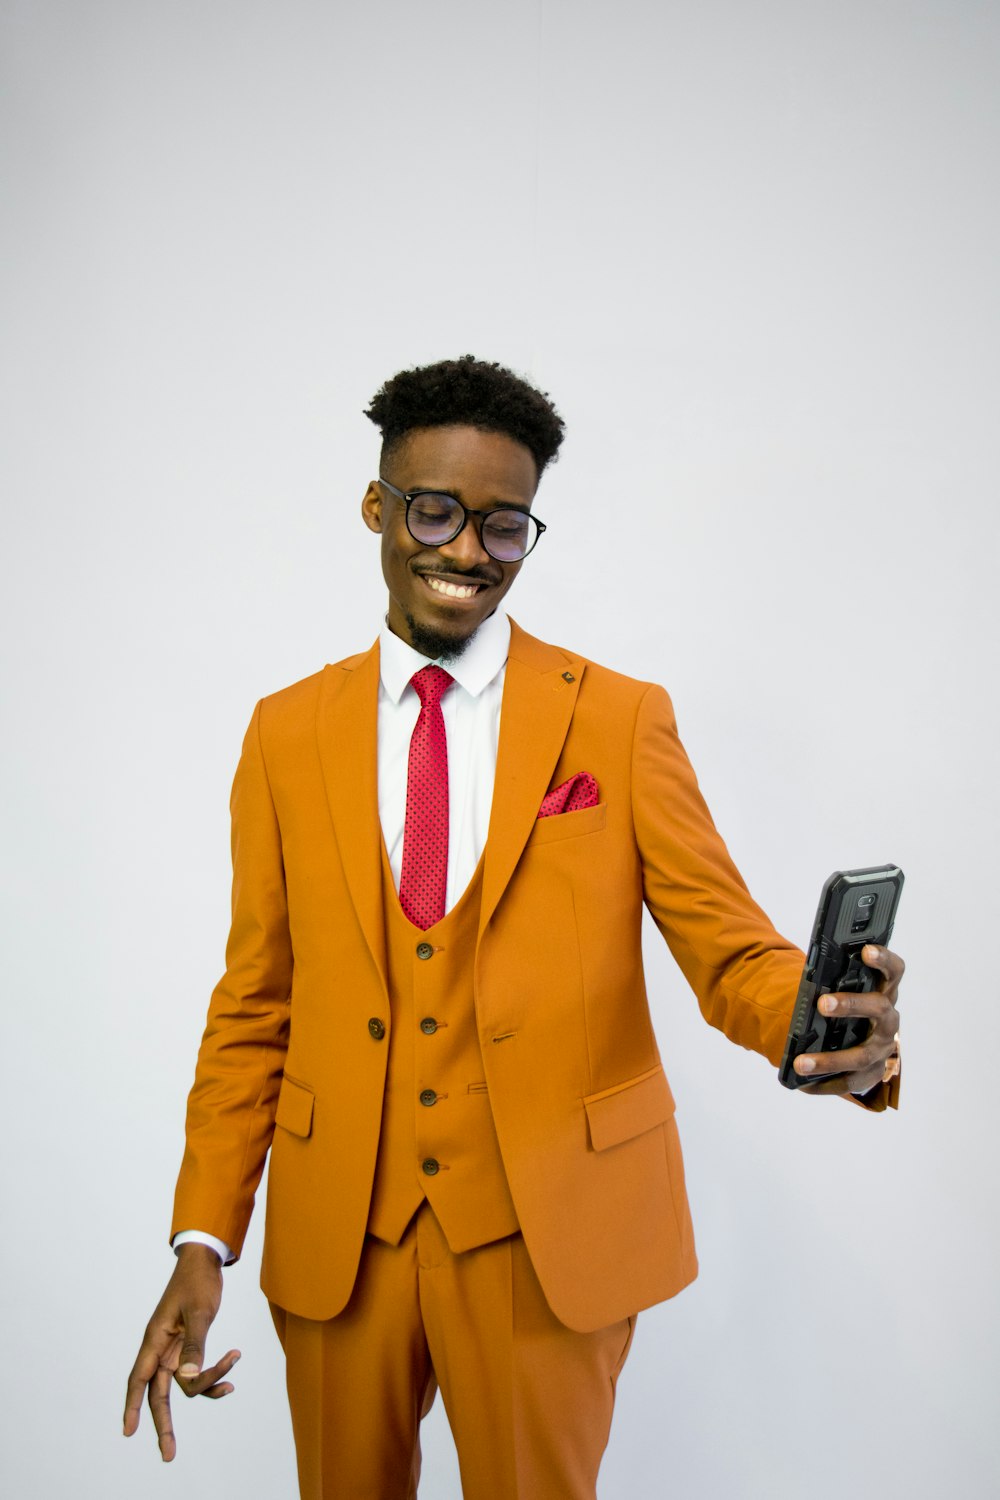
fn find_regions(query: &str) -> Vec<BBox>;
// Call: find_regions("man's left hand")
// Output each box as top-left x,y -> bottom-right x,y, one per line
793,943 -> 903,1096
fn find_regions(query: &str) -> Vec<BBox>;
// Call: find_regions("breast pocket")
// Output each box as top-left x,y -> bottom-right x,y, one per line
528,802 -> 607,847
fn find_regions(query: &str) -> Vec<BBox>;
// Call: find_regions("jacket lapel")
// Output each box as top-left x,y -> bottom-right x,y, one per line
479,621 -> 584,938
316,641 -> 388,997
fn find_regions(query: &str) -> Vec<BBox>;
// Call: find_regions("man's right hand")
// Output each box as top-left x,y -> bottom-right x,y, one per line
123,1242 -> 241,1462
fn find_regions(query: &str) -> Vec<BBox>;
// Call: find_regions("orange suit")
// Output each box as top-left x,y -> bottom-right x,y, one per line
171,620 -> 832,1337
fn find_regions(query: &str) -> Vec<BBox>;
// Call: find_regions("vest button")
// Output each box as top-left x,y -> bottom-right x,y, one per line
416,942 -> 434,960
367,1017 -> 386,1041
422,1157 -> 440,1176
419,1088 -> 437,1107
419,1017 -> 438,1035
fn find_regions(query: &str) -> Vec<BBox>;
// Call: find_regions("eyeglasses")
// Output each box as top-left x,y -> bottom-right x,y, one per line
378,477 -> 546,562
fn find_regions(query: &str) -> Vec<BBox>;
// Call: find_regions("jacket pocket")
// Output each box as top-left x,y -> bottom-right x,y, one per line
583,1065 -> 675,1152
274,1073 -> 315,1139
528,801 -> 607,846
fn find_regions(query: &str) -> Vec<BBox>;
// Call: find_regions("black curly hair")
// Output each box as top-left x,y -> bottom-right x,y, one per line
364,354 -> 565,480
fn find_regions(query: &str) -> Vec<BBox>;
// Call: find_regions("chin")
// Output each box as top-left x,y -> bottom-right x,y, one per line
405,612 -> 476,663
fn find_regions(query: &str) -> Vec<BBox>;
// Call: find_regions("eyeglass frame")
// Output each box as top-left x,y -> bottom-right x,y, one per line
377,477 -> 547,561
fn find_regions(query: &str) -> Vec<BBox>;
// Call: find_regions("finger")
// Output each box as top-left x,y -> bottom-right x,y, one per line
862,943 -> 905,990
124,1357 -> 153,1435
800,1064 -> 884,1096
175,1349 -> 241,1398
124,1332 -> 176,1436
818,990 -> 898,1029
201,1381 -> 235,1400
794,1041 -> 889,1095
795,1036 -> 887,1079
148,1364 -> 177,1463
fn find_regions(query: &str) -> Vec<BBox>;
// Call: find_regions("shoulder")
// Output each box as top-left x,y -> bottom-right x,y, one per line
509,619 -> 667,710
251,642 -> 377,737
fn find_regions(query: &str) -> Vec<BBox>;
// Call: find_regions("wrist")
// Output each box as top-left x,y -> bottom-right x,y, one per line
174,1241 -> 222,1268
172,1228 -> 233,1264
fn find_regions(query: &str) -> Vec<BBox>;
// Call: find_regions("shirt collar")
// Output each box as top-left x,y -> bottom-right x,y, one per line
379,610 -> 511,704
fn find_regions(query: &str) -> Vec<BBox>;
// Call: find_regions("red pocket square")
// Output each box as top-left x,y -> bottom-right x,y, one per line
537,773 -> 600,818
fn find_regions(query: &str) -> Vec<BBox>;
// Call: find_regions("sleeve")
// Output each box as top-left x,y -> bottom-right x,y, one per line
630,681 -> 807,1066
630,684 -> 898,1111
170,698 -> 294,1258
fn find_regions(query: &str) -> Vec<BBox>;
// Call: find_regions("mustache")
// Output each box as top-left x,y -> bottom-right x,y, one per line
415,565 -> 498,586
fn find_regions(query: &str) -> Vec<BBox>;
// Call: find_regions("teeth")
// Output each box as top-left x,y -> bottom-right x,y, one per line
426,576 -> 480,600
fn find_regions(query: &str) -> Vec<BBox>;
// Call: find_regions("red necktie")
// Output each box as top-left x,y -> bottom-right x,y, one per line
399,665 -> 454,929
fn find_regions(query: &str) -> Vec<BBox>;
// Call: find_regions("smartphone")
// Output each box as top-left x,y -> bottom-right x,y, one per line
778,864 -> 904,1090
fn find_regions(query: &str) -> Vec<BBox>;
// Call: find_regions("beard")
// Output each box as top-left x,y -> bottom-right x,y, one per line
404,612 -> 475,664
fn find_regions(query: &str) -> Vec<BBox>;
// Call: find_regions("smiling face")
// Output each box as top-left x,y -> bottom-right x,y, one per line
361,424 -> 539,660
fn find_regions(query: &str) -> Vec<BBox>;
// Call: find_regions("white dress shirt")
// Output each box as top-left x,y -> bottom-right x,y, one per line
173,611 -> 511,1265
376,608 -> 509,912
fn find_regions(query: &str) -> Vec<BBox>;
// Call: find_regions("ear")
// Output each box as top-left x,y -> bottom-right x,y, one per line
361,481 -> 384,534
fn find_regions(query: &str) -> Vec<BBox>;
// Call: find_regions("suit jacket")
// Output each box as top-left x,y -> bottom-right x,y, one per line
172,621 -> 867,1333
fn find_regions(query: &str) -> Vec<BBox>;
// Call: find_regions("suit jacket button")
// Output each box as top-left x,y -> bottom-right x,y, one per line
420,1017 -> 438,1035
416,942 -> 434,960
419,1088 -> 437,1107
368,1017 -> 386,1041
422,1157 -> 440,1176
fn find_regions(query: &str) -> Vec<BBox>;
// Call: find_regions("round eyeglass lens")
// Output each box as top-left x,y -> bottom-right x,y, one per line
481,511 -> 532,561
408,494 -> 463,542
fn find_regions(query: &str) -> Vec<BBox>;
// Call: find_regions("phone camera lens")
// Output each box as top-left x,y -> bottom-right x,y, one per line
858,894 -> 877,908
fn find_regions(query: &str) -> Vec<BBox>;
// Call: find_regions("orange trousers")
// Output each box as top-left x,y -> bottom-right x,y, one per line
270,1204 -> 635,1498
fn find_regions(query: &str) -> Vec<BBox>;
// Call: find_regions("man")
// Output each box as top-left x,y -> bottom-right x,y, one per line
124,355 -> 902,1497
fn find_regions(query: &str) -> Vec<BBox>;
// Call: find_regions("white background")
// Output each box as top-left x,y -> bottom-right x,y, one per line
2,2 -> 998,1496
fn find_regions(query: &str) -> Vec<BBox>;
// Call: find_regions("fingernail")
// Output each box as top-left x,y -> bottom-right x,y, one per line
798,1057 -> 816,1073
178,1364 -> 200,1377
819,996 -> 837,1014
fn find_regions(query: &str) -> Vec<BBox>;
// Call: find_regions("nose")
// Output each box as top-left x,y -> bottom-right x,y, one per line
435,513 -> 492,572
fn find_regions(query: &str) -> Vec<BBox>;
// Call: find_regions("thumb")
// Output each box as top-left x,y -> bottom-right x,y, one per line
177,1319 -> 207,1379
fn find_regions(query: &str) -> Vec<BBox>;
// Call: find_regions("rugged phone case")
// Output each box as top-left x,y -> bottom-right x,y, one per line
779,864 -> 905,1090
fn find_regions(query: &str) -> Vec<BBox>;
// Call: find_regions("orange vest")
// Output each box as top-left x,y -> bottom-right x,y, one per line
367,845 -> 519,1251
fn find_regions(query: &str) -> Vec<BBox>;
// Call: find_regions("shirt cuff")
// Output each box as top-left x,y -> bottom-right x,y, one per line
172,1230 -> 235,1265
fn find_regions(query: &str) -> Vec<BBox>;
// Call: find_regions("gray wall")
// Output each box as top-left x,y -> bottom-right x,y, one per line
3,1 -> 997,1495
